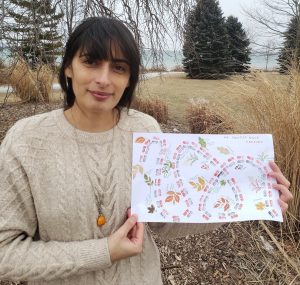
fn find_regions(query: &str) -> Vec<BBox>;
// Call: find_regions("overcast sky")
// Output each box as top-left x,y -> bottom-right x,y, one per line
219,0 -> 261,36
219,0 -> 250,19
218,0 -> 288,50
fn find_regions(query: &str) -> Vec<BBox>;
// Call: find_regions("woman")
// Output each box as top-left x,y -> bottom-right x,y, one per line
0,17 -> 293,284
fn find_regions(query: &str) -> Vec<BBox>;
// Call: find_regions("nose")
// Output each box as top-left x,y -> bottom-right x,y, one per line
95,62 -> 111,87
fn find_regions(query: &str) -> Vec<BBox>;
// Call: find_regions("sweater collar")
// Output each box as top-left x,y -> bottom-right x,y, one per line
52,108 -> 125,144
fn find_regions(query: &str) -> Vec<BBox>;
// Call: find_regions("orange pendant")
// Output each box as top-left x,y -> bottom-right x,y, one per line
97,214 -> 106,226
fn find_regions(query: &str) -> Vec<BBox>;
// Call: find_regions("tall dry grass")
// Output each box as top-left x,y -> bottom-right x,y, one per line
132,95 -> 169,124
36,64 -> 53,101
8,57 -> 54,102
140,65 -> 167,73
0,60 -> 9,85
230,71 -> 300,232
185,99 -> 233,134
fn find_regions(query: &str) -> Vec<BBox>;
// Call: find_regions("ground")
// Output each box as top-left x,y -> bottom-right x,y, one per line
0,102 -> 299,285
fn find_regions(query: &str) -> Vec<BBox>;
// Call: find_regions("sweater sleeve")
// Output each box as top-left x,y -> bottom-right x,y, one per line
0,127 -> 112,282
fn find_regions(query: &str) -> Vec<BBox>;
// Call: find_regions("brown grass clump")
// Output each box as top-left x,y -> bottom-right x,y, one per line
132,96 -> 169,124
8,57 -> 53,102
36,64 -> 54,101
141,65 -> 167,73
170,65 -> 184,72
185,99 -> 234,134
9,58 -> 40,101
231,71 -> 300,231
0,69 -> 9,85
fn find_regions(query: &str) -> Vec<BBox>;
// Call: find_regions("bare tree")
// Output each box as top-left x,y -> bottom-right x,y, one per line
244,0 -> 300,37
54,0 -> 194,67
242,0 -> 300,68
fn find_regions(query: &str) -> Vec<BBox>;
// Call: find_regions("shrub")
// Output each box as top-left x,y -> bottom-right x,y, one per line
8,57 -> 53,102
185,100 -> 233,134
0,59 -> 5,69
141,65 -> 167,73
132,96 -> 168,124
170,65 -> 184,72
0,60 -> 9,85
36,64 -> 54,101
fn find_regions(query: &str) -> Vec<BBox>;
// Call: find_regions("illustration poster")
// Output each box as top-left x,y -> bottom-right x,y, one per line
131,133 -> 282,223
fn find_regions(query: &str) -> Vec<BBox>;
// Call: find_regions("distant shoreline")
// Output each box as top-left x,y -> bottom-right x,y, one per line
1,48 -> 279,71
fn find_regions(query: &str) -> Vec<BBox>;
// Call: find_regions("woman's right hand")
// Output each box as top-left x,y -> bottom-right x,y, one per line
107,214 -> 144,262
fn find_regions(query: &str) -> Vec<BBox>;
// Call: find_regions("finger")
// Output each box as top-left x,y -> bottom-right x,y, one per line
133,222 -> 144,245
269,161 -> 282,173
268,171 -> 290,188
119,215 -> 138,236
130,223 -> 137,238
127,208 -> 131,218
278,199 -> 288,214
127,224 -> 138,239
126,208 -> 138,238
268,161 -> 290,187
272,184 -> 293,202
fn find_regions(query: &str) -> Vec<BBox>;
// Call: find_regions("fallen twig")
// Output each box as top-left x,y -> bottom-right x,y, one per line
260,221 -> 300,276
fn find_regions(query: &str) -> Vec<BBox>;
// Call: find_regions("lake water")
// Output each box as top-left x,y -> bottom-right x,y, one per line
1,47 -> 278,71
142,50 -> 278,71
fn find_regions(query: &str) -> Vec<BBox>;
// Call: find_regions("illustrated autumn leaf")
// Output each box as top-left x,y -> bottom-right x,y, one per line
189,177 -> 205,191
258,152 -> 269,162
214,197 -> 230,212
132,164 -> 144,179
198,177 -> 205,188
164,161 -> 173,168
224,203 -> 230,211
162,161 -> 173,177
217,146 -> 230,155
147,204 -> 155,213
165,192 -> 181,204
144,174 -> 153,186
165,196 -> 173,202
255,202 -> 265,211
135,137 -> 145,143
198,137 -> 207,148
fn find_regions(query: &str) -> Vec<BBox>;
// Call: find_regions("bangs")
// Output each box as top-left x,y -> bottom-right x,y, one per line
64,17 -> 140,68
78,38 -> 125,62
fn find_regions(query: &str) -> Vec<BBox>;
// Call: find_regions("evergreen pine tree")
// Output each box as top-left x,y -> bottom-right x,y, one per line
7,0 -> 63,68
225,16 -> 251,73
278,16 -> 300,73
182,0 -> 230,79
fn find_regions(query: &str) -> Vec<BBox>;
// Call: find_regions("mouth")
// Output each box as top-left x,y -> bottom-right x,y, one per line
88,90 -> 113,100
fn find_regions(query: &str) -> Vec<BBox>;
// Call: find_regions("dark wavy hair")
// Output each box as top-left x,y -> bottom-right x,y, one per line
59,17 -> 141,109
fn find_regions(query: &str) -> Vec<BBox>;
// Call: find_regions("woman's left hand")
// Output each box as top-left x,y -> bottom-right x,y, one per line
268,161 -> 293,214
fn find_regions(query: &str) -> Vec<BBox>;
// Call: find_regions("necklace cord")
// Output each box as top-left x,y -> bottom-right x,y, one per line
69,108 -> 117,226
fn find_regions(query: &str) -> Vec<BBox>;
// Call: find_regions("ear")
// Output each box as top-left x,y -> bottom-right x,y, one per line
65,65 -> 73,78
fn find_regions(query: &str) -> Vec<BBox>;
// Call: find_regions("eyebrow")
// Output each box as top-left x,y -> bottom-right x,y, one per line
112,58 -> 130,65
79,53 -> 130,66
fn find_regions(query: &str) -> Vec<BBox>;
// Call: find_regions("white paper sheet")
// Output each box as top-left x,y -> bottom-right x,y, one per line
131,133 -> 282,223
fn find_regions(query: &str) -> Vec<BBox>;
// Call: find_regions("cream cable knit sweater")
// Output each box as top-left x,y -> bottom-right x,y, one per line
0,108 -> 222,285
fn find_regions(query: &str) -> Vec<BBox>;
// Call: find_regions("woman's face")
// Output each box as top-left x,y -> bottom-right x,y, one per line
65,49 -> 130,115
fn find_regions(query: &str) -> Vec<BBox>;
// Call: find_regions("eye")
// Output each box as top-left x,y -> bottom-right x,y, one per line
81,57 -> 98,67
113,62 -> 129,74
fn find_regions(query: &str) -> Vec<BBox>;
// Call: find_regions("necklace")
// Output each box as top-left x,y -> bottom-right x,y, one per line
70,108 -> 117,227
